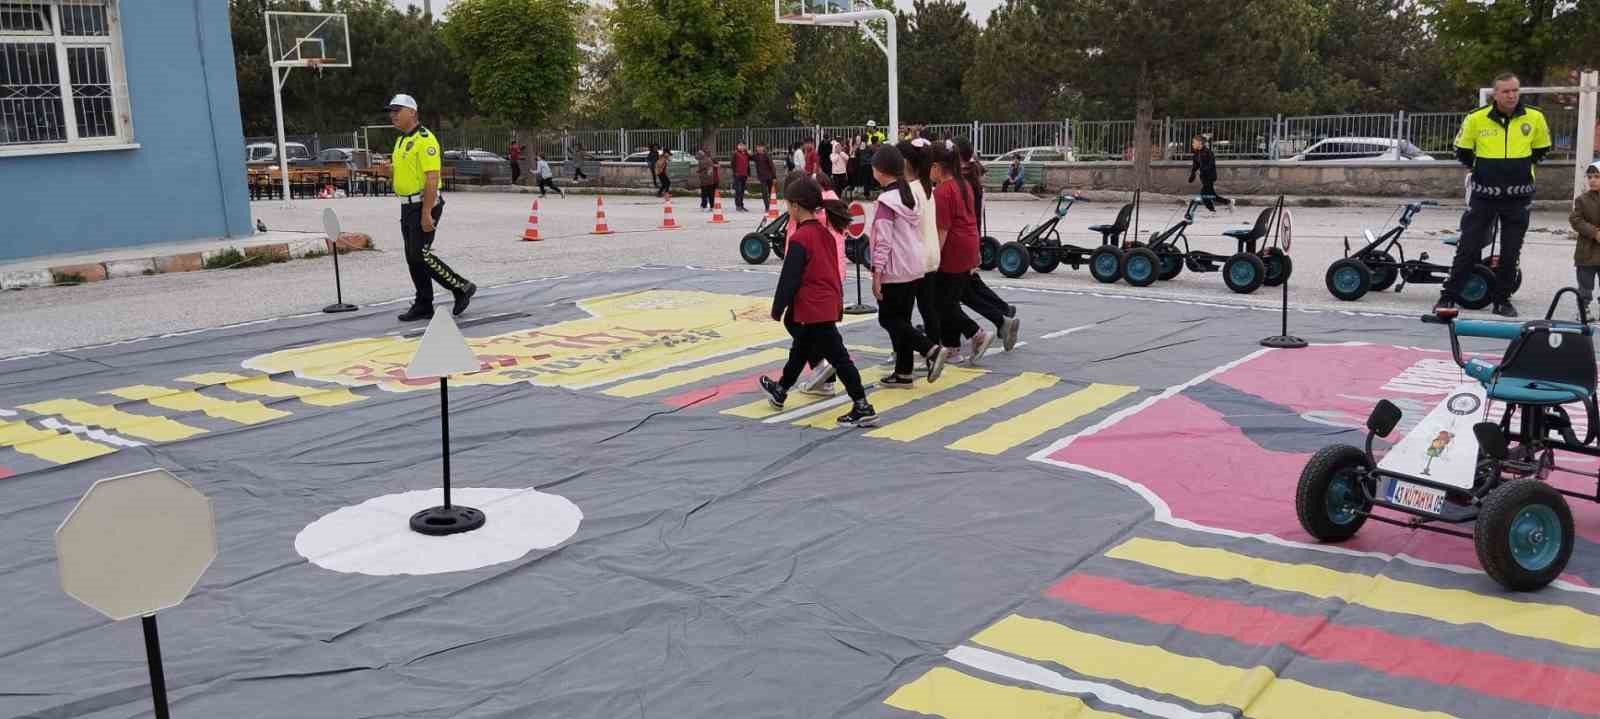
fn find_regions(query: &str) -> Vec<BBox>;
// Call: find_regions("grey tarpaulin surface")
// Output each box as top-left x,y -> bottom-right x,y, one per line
2,266 -> 1600,718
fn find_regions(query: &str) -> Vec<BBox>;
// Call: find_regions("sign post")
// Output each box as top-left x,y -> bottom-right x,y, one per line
405,312 -> 488,535
321,208 -> 358,314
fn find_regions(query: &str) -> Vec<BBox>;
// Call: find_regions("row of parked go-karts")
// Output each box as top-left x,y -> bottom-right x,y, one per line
736,191 -> 1520,307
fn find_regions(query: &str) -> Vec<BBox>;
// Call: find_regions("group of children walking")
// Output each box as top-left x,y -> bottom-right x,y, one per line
760,135 -> 1023,428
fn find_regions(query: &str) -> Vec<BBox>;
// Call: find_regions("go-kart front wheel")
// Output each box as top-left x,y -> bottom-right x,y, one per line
1325,259 -> 1372,301
1157,251 -> 1184,281
1296,445 -> 1373,542
1031,246 -> 1062,274
997,242 -> 1031,278
1089,246 -> 1123,283
1457,264 -> 1496,310
740,233 -> 771,265
1122,247 -> 1159,287
980,236 -> 1001,271
1222,252 -> 1266,294
1475,479 -> 1573,591
1262,248 -> 1292,287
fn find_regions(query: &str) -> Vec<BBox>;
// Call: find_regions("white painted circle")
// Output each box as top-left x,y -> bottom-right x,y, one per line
294,487 -> 582,576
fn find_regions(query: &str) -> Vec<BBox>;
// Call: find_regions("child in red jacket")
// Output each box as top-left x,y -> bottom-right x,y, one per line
760,174 -> 877,427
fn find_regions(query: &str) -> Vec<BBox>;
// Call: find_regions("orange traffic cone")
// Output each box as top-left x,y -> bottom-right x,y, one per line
765,188 -> 780,221
591,195 -> 614,235
659,193 -> 680,230
709,190 -> 729,224
521,198 -> 542,241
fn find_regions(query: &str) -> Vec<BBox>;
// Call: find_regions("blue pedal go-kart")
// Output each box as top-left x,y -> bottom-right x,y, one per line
992,195 -> 1135,282
1324,200 -> 1520,308
1297,290 -> 1596,591
739,211 -> 789,264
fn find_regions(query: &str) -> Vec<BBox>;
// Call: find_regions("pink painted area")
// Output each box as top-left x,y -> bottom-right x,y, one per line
663,370 -> 773,409
1213,344 -> 1428,418
0,466 -> 12,480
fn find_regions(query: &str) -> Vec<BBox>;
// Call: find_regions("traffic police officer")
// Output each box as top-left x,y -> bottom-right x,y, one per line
1438,72 -> 1552,317
387,93 -> 475,322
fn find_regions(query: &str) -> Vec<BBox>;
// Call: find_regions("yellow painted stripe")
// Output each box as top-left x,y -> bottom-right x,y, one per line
105,385 -> 290,425
974,614 -> 1452,719
602,348 -> 790,398
948,383 -> 1137,455
796,366 -> 985,429
0,421 -> 116,464
178,372 -> 364,407
18,399 -> 206,442
723,365 -> 891,419
884,666 -> 1130,719
867,371 -> 1059,442
1108,537 -> 1600,651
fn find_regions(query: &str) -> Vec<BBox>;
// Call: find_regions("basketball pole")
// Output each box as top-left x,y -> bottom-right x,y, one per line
272,62 -> 292,206
808,9 -> 897,139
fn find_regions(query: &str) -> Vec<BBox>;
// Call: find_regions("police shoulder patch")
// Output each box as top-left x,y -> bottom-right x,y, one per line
426,146 -> 436,156
419,128 -> 430,138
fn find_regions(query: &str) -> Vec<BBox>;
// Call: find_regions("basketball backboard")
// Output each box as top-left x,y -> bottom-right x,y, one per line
266,11 -> 351,68
776,0 -> 856,24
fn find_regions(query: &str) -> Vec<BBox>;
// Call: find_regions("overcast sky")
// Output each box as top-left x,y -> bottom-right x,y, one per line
390,0 -> 1004,25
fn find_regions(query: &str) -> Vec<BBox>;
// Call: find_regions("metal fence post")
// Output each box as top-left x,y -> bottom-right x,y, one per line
1270,114 -> 1281,160
1395,111 -> 1406,148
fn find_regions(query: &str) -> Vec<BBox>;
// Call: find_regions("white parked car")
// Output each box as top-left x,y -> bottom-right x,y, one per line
1286,137 -> 1435,162
245,141 -> 313,166
993,145 -> 1076,163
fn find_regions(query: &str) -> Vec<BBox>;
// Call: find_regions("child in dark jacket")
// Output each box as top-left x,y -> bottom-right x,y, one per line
1188,135 -> 1233,213
760,174 -> 877,427
1571,161 -> 1600,310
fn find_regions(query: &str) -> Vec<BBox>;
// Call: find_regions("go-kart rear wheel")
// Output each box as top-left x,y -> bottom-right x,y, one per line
1157,251 -> 1184,281
1030,246 -> 1062,273
1325,259 -> 1372,301
1360,251 -> 1399,292
1474,479 -> 1573,591
1262,248 -> 1293,287
740,233 -> 771,265
1122,247 -> 1159,287
980,236 -> 1001,271
1457,265 -> 1496,310
1485,254 -> 1523,295
1296,445 -> 1373,542
1089,246 -> 1123,283
1222,252 -> 1266,294
998,241 -> 1031,278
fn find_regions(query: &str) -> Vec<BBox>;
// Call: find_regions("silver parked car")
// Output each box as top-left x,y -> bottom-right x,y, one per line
1286,137 -> 1435,162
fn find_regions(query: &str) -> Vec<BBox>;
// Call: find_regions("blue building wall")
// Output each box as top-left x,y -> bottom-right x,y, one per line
0,1 -> 252,262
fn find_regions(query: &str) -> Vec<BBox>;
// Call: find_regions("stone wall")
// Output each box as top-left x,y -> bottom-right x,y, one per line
1038,161 -> 1581,200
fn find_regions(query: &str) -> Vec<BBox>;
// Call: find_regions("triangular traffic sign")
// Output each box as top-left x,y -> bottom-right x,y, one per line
405,312 -> 481,379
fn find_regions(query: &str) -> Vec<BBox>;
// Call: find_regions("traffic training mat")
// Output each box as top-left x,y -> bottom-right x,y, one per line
3,266 -> 1600,718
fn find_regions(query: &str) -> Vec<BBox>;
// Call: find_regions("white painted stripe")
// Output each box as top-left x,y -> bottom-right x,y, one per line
947,645 -> 1232,719
761,393 -> 854,424
1042,324 -> 1099,340
0,408 -> 14,417
38,417 -> 144,448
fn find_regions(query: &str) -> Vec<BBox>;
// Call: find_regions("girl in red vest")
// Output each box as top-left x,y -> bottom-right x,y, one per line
760,175 -> 878,427
929,145 -> 994,364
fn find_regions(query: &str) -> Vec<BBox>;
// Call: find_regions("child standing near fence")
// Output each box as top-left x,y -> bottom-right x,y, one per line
1571,162 -> 1600,313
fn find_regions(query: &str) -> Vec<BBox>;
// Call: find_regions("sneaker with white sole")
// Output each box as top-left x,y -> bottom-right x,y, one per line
759,376 -> 787,409
798,361 -> 836,393
924,345 -> 947,382
880,374 -> 916,389
944,349 -> 966,366
837,400 -> 878,427
969,330 -> 996,364
1002,316 -> 1020,352
798,381 -> 837,396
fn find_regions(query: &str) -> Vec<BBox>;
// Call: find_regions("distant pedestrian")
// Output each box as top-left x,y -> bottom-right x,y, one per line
790,141 -> 805,174
507,141 -> 523,185
754,143 -> 777,212
830,139 -> 849,199
1569,162 -> 1600,313
1001,157 -> 1023,192
696,149 -> 717,210
655,149 -> 672,197
733,142 -> 751,212
571,143 -> 589,181
1188,135 -> 1232,212
534,153 -> 564,198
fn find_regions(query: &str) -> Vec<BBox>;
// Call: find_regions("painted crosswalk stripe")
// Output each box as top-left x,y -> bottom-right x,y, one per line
944,646 -> 1233,719
0,421 -> 117,464
723,366 -> 890,420
885,667 -> 1137,719
106,385 -> 290,425
603,348 -> 790,398
795,367 -> 985,430
18,399 -> 206,442
972,614 -> 1453,719
948,383 -> 1137,455
866,371 -> 1056,441
178,372 -> 364,407
1107,537 -> 1600,651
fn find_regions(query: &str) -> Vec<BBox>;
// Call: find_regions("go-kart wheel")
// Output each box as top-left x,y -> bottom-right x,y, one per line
1485,254 -> 1523,295
1030,247 -> 1062,273
1222,252 -> 1266,294
1157,251 -> 1184,281
1088,246 -> 1123,283
1262,248 -> 1293,287
997,241 -> 1031,278
740,233 -> 771,265
1325,259 -> 1372,302
979,236 -> 1001,271
1295,445 -> 1373,542
1360,251 -> 1399,292
1474,479 -> 1574,591
1457,265 -> 1496,310
1122,247 -> 1159,287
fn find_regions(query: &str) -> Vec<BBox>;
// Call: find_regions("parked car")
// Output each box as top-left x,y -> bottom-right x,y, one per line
315,147 -> 376,169
986,145 -> 1073,190
1285,137 -> 1435,162
442,149 -> 511,184
245,141 -> 314,166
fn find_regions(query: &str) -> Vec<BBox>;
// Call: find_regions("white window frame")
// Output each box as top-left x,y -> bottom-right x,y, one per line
0,0 -> 136,157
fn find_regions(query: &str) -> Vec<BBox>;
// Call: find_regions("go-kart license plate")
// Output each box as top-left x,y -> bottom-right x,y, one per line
1386,480 -> 1446,514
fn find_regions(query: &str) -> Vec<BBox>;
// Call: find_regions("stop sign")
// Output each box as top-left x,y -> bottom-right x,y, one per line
848,202 -> 866,236
56,469 -> 217,621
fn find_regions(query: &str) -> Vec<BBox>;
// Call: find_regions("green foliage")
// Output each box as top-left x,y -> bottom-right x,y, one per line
897,1 -> 979,123
1423,0 -> 1578,89
441,0 -> 581,128
610,0 -> 791,149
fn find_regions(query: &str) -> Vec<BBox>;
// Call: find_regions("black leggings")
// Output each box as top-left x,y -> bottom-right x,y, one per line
1199,180 -> 1229,211
963,273 -> 1010,328
879,280 -> 936,376
780,321 -> 866,401
701,186 -> 716,208
936,271 -> 980,349
916,272 -> 941,342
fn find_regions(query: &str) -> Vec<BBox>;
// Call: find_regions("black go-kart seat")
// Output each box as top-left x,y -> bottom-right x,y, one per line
1089,203 -> 1134,244
1222,207 -> 1276,242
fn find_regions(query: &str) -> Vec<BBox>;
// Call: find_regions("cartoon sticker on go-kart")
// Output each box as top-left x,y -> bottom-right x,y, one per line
1421,430 -> 1454,476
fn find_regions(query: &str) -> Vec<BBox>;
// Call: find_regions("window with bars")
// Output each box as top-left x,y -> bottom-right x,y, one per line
1,1 -> 130,151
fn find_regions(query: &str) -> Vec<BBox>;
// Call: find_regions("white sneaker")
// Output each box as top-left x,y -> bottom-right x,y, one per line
969,330 -> 996,364
944,349 -> 966,366
798,361 -> 836,393
1002,317 -> 1020,352
798,381 -> 837,397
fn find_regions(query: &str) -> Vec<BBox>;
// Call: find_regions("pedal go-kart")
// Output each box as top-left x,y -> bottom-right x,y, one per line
1324,200 -> 1521,308
1129,198 -> 1290,293
992,195 -> 1134,281
739,211 -> 790,265
1297,290 -> 1595,591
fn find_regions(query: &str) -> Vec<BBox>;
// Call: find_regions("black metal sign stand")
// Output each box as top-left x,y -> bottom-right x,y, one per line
409,377 -> 486,535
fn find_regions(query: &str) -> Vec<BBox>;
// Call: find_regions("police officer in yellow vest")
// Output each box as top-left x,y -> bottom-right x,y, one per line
387,93 -> 475,322
1439,72 -> 1552,317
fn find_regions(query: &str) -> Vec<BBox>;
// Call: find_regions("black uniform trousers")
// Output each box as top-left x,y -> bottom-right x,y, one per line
1446,196 -> 1529,302
936,271 -> 981,349
879,280 -> 936,376
402,201 -> 470,309
780,320 -> 866,401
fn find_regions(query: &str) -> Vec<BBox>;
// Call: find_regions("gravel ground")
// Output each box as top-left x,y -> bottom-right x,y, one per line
0,192 -> 1582,359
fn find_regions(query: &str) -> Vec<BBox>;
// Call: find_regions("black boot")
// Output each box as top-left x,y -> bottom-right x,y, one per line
453,282 -> 477,317
1493,300 -> 1518,318
398,305 -> 433,322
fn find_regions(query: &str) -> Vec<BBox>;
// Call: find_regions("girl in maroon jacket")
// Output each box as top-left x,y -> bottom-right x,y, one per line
760,175 -> 878,427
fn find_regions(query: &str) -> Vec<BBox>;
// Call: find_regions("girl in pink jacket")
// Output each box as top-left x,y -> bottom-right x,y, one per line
870,144 -> 947,387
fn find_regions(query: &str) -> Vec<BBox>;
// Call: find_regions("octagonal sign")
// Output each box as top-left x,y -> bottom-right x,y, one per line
56,469 -> 217,621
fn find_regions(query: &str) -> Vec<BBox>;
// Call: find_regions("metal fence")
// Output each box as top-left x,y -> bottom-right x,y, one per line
979,121 -> 1068,158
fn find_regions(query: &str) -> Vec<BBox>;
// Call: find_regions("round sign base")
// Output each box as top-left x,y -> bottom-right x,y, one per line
1260,335 -> 1308,349
323,302 -> 359,314
410,505 -> 486,536
843,303 -> 877,315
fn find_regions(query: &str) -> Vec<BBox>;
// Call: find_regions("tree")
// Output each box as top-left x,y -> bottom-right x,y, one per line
610,0 -> 791,152
963,0 -> 1084,121
896,0 -> 979,124
1424,0 -> 1589,90
441,0 -> 580,131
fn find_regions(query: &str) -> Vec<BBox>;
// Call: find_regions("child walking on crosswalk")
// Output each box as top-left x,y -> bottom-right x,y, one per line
868,144 -> 947,388
760,174 -> 878,427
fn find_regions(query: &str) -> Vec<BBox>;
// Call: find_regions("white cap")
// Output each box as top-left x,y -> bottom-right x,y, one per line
1588,160 -> 1600,174
866,120 -> 877,127
384,94 -> 418,111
